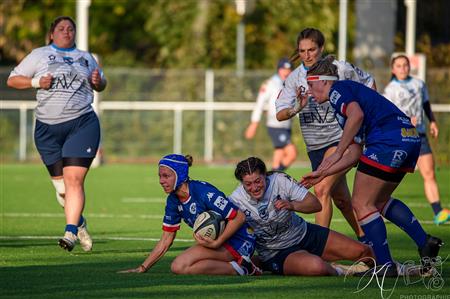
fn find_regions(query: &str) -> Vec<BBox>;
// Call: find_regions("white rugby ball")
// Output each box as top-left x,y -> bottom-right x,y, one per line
193,210 -> 225,240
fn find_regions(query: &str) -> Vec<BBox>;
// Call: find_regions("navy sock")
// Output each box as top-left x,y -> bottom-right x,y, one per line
357,235 -> 368,245
78,215 -> 85,227
359,212 -> 393,266
65,224 -> 78,235
431,202 -> 442,215
382,198 -> 427,248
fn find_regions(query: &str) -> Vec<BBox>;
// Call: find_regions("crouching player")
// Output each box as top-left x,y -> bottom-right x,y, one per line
119,154 -> 260,275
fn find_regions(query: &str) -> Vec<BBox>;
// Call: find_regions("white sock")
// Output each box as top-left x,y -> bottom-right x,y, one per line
230,261 -> 245,275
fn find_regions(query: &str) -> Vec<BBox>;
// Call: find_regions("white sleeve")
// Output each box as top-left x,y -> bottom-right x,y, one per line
87,53 -> 105,80
251,80 -> 271,122
336,60 -> 374,88
275,71 -> 298,113
278,173 -> 308,202
9,49 -> 43,78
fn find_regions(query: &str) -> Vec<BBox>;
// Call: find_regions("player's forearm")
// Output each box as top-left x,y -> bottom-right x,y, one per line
276,107 -> 298,121
336,105 -> 363,156
323,144 -> 362,177
423,101 -> 436,122
215,211 -> 245,247
142,232 -> 175,270
291,193 -> 322,214
7,76 -> 34,89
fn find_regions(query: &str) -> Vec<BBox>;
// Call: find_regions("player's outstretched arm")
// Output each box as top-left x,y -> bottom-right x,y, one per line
118,230 -> 176,274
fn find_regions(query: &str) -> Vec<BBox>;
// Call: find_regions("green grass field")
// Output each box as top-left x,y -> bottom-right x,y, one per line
1,164 -> 449,298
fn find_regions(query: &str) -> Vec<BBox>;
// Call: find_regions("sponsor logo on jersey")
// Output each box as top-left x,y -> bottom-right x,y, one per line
401,127 -> 419,138
48,55 -> 56,61
213,196 -> 228,211
391,150 -> 408,167
78,57 -> 89,68
258,203 -> 269,220
330,90 -> 341,105
178,205 -> 183,212
244,209 -> 251,217
299,105 -> 336,124
63,56 -> 74,65
189,203 -> 196,214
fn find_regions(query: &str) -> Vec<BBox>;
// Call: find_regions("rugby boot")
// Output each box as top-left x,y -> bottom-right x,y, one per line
58,231 -> 77,252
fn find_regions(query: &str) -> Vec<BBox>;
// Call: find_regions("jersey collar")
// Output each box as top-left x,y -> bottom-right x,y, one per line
393,76 -> 412,83
51,43 -> 76,52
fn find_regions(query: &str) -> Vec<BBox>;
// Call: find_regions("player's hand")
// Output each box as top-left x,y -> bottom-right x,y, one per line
317,152 -> 341,172
40,73 -> 53,90
410,116 -> 417,127
429,121 -> 439,138
245,123 -> 257,139
194,233 -> 220,249
300,170 -> 325,189
90,69 -> 102,88
274,199 -> 294,211
117,265 -> 146,274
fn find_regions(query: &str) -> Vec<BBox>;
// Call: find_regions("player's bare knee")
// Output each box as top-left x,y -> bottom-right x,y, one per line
170,258 -> 188,274
313,186 -> 331,202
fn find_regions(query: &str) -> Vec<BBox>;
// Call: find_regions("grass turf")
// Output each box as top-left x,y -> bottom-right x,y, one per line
1,163 -> 449,298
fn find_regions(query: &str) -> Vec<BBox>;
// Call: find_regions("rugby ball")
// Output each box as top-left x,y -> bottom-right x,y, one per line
193,210 -> 225,240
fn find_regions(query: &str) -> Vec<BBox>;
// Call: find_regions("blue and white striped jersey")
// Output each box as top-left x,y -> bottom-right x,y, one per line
383,76 -> 429,134
276,60 -> 374,152
228,172 -> 309,262
9,44 -> 104,124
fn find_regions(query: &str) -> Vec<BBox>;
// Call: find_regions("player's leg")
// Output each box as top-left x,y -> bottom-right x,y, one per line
417,153 -> 449,224
283,251 -> 337,276
170,244 -> 237,275
320,229 -> 373,264
272,148 -> 284,170
281,143 -> 297,169
330,175 -> 365,240
59,112 -> 100,251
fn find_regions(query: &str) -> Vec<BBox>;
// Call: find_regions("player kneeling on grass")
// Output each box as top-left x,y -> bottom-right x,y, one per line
119,154 -> 260,276
228,157 -> 374,276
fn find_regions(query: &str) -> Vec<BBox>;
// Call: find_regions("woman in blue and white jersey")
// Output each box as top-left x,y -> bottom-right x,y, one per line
229,157 -> 373,276
119,154 -> 259,276
276,28 -> 374,241
301,56 -> 443,277
7,16 -> 107,252
384,55 -> 449,225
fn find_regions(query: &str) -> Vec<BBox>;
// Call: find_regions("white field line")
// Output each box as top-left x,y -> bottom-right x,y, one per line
1,211 -> 440,225
0,235 -> 193,242
121,197 -> 166,203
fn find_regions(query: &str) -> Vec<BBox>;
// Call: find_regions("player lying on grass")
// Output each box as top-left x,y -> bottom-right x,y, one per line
228,157 -> 374,276
300,56 -> 443,277
119,154 -> 261,275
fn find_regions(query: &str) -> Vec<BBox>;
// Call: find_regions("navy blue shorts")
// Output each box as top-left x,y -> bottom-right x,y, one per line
419,134 -> 432,156
307,142 -> 339,171
261,223 -> 330,275
267,127 -> 292,149
34,111 -> 101,166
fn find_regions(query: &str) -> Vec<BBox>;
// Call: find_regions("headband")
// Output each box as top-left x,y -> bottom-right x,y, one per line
306,75 -> 338,81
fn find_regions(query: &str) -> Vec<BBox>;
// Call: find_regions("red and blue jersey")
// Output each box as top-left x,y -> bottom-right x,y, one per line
162,180 -> 256,259
329,80 -> 421,173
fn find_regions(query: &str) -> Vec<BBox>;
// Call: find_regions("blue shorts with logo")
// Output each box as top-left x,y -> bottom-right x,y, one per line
261,223 -> 330,275
307,142 -> 339,171
419,134 -> 432,156
360,127 -> 421,174
267,127 -> 292,149
34,111 -> 101,166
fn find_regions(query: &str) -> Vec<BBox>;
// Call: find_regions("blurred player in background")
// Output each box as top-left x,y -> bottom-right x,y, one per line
245,58 -> 297,171
7,16 -> 106,252
301,56 -> 443,277
229,157 -> 374,276
384,54 -> 449,225
119,154 -> 260,275
276,28 -> 375,241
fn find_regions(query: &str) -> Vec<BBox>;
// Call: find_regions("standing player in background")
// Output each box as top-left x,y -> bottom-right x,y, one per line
276,28 -> 375,241
301,56 -> 443,276
119,154 -> 259,275
7,16 -> 106,252
384,55 -> 450,225
245,58 -> 297,171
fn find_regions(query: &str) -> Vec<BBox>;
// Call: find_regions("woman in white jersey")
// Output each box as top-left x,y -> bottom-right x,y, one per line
228,157 -> 374,276
275,28 -> 375,242
245,58 -> 297,171
384,55 -> 449,225
7,16 -> 107,252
